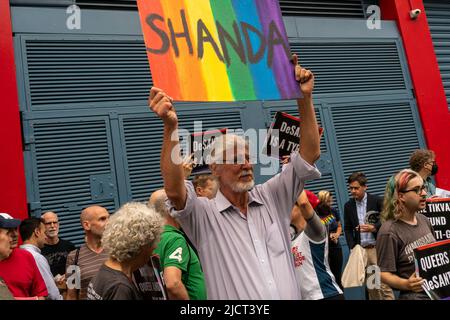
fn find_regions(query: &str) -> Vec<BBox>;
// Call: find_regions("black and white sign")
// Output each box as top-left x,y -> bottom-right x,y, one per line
190,128 -> 227,175
263,111 -> 323,158
423,199 -> 450,241
414,239 -> 450,300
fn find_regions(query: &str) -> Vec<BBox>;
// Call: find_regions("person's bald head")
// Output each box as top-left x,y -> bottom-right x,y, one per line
41,211 -> 59,238
80,206 -> 110,238
149,189 -> 169,218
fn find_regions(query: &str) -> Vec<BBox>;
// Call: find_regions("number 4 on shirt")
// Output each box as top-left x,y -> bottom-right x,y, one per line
169,247 -> 183,263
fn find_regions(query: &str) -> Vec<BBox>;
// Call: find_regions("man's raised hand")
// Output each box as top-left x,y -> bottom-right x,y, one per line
292,54 -> 314,97
149,87 -> 178,127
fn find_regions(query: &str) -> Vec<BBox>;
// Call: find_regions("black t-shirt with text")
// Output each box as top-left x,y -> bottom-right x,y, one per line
41,238 -> 76,276
87,264 -> 142,300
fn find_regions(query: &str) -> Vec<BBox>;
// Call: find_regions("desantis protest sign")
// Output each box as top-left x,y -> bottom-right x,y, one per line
423,198 -> 450,241
133,255 -> 167,300
414,239 -> 450,300
263,111 -> 323,158
136,0 -> 301,101
190,128 -> 227,175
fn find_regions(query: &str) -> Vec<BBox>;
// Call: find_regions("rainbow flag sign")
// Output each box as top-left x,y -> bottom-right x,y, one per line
137,0 -> 301,102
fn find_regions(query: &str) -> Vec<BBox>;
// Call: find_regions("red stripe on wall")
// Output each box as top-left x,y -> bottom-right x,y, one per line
0,1 -> 28,220
380,0 -> 450,190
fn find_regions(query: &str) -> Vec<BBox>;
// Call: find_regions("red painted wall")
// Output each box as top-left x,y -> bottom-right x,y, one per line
0,1 -> 28,220
381,0 -> 450,189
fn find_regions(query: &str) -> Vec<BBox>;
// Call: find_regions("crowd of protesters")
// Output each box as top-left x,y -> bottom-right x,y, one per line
0,56 -> 444,301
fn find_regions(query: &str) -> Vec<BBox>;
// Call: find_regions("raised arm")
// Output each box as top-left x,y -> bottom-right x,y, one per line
293,54 -> 320,165
297,191 -> 326,241
149,87 -> 186,210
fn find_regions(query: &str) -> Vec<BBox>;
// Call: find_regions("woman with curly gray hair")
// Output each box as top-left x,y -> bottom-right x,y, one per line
87,202 -> 163,300
376,169 -> 435,300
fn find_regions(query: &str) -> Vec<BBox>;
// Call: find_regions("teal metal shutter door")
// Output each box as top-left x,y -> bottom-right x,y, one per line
22,37 -> 152,111
290,42 -> 407,95
279,0 -> 364,18
331,102 -> 422,196
28,118 -> 119,246
424,0 -> 450,109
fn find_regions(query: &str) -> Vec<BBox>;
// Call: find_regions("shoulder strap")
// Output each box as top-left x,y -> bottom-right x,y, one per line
73,247 -> 81,266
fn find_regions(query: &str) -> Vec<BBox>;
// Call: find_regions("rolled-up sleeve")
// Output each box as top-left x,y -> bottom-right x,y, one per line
166,181 -> 204,248
167,181 -> 197,220
261,153 -> 321,222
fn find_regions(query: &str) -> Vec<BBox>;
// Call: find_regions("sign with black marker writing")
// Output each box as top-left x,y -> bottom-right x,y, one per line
137,0 -> 301,102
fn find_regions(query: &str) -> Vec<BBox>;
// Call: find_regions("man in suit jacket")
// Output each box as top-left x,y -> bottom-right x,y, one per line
343,172 -> 394,300
344,173 -> 383,250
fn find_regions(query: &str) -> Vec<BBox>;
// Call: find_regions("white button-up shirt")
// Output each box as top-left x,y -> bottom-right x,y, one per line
169,153 -> 321,299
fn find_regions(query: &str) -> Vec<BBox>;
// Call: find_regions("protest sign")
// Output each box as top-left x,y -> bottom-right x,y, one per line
263,111 -> 323,158
137,0 -> 301,101
133,255 -> 167,300
423,198 -> 450,241
190,128 -> 227,175
414,239 -> 450,300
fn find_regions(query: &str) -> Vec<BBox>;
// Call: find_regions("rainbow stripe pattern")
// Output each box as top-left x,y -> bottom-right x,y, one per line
137,0 -> 301,102
320,214 -> 336,226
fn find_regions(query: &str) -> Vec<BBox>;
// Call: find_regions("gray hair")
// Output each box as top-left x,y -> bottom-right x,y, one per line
209,134 -> 248,164
149,189 -> 170,218
102,202 -> 163,263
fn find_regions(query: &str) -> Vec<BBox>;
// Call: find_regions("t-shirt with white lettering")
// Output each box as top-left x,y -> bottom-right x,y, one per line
376,213 -> 435,282
87,264 -> 142,300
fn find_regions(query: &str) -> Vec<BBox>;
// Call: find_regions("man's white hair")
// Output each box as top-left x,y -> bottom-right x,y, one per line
209,134 -> 248,165
102,202 -> 163,263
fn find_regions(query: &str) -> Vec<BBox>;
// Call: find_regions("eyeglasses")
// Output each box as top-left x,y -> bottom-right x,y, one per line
44,221 -> 59,226
401,185 -> 427,195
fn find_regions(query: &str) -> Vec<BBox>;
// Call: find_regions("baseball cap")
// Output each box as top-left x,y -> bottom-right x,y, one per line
0,213 -> 21,229
304,190 -> 320,209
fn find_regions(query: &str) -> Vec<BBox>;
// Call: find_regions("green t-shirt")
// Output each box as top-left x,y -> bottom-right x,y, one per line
154,225 -> 207,300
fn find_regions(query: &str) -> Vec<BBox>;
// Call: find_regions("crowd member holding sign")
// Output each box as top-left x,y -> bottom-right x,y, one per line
148,55 -> 321,299
87,202 -> 163,300
317,190 -> 343,290
409,149 -> 437,198
377,169 -> 436,300
291,190 -> 344,300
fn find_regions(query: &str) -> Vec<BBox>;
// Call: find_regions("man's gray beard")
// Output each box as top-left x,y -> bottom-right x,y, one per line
47,231 -> 58,238
230,180 -> 255,193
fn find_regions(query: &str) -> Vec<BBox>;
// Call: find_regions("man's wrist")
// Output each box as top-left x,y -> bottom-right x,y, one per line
164,121 -> 178,129
297,94 -> 312,106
